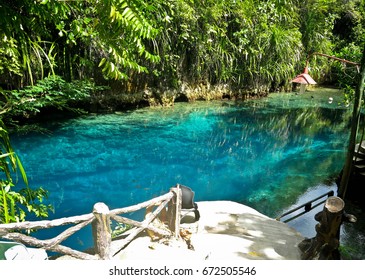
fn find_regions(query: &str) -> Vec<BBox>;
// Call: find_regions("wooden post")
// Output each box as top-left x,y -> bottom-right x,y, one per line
168,186 -> 182,239
299,196 -> 345,260
299,84 -> 306,94
92,202 -> 111,260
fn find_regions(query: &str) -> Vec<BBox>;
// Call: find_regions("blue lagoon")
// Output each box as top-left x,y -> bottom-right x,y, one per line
11,88 -> 354,253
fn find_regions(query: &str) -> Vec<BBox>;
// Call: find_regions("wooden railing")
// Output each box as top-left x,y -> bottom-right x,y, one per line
0,186 -> 182,260
275,190 -> 334,223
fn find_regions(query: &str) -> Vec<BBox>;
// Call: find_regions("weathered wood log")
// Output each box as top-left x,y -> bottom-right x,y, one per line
168,186 -> 182,239
112,198 -> 171,257
110,192 -> 174,216
48,244 -> 99,260
0,213 -> 94,233
2,218 -> 94,251
0,192 -> 174,234
299,196 -> 345,260
2,231 -> 98,260
92,202 -> 111,260
45,219 -> 94,249
111,215 -> 171,237
0,189 -> 178,260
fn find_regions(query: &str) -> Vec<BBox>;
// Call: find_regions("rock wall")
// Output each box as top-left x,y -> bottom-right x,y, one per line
89,81 -> 273,112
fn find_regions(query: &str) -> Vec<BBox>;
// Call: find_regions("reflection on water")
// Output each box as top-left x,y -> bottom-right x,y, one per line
11,88 -> 362,256
279,184 -> 365,260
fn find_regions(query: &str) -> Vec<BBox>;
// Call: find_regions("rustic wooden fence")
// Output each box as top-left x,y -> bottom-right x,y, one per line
276,190 -> 334,223
0,186 -> 182,260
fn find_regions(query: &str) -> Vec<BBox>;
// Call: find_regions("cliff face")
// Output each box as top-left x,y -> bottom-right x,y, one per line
87,81 -> 272,113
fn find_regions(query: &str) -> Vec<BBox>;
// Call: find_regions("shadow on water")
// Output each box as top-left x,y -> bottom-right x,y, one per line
9,88 -> 364,258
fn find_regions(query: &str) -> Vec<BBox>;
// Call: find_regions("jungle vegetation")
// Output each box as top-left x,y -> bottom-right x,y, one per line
1,0 -> 364,113
0,0 -> 364,223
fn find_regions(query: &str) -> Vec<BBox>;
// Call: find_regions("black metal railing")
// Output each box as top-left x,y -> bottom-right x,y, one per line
276,190 -> 335,223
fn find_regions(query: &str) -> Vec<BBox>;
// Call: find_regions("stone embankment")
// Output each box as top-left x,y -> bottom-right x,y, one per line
89,82 -> 272,112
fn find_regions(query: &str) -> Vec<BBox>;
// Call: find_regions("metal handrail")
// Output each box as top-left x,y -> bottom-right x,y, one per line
276,190 -> 334,223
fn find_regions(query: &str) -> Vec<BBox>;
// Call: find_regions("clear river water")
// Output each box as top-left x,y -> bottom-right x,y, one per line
10,88 -> 365,258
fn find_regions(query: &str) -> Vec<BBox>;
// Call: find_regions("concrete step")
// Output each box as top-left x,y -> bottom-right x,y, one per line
360,141 -> 365,152
354,151 -> 365,159
355,141 -> 365,155
353,156 -> 365,164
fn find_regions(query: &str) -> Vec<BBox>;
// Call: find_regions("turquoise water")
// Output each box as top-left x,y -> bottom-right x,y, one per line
11,88 -> 352,252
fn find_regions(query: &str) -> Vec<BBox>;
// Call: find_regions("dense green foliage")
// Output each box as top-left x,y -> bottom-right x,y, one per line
1,0 -> 364,95
0,0 -> 364,223
1,76 -> 107,122
0,118 -> 53,223
155,0 -> 303,91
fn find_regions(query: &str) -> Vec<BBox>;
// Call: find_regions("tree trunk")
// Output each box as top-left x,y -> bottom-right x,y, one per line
338,44 -> 365,199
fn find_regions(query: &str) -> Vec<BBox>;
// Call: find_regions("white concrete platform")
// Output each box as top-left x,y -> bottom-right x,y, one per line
113,201 -> 304,260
